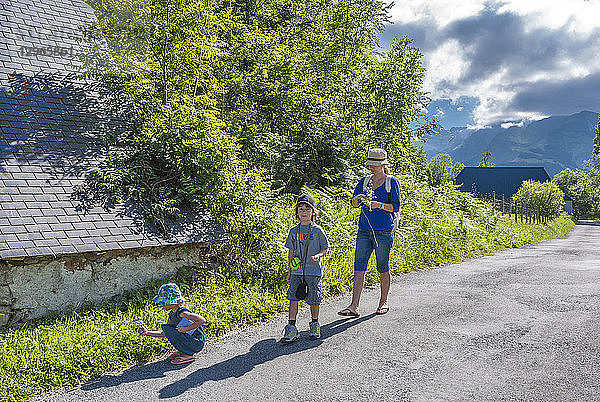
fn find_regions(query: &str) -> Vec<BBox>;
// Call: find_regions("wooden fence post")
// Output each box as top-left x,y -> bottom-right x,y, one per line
520,203 -> 523,223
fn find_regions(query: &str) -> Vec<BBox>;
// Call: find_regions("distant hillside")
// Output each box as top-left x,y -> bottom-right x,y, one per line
420,111 -> 600,176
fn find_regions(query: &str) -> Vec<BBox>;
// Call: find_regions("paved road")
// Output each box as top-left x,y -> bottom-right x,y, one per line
39,222 -> 600,401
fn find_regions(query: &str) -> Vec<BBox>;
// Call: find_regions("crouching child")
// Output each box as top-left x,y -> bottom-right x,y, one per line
138,283 -> 206,365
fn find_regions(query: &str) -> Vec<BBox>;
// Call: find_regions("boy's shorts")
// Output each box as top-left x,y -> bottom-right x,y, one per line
287,275 -> 322,306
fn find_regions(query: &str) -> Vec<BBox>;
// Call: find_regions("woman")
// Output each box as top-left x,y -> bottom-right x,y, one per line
338,148 -> 400,317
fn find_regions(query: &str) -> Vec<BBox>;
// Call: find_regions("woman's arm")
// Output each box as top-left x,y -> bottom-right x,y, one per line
177,311 -> 207,333
369,177 -> 400,212
371,200 -> 392,212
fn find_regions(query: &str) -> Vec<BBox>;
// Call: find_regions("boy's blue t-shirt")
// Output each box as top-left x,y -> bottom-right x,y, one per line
284,223 -> 329,277
352,175 -> 401,231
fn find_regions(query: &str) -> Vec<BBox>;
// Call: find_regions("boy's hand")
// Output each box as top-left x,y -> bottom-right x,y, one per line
177,326 -> 189,333
137,323 -> 148,336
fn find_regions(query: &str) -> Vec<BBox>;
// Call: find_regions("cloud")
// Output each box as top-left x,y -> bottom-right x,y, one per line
381,0 -> 600,126
511,71 -> 600,115
501,121 -> 525,129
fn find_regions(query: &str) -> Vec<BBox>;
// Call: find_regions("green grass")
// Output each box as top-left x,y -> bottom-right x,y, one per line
0,183 -> 575,401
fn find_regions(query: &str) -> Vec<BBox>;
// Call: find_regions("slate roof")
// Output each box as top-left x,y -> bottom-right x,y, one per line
0,0 -> 229,260
455,167 -> 552,199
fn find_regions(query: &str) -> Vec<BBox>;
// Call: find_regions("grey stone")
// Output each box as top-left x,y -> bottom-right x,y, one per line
0,285 -> 12,305
0,306 -> 10,327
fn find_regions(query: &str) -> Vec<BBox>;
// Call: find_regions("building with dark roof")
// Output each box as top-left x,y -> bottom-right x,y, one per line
455,166 -> 573,213
0,0 -> 228,325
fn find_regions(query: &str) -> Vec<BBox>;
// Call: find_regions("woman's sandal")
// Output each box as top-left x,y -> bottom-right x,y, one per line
337,308 -> 360,317
375,305 -> 389,315
171,355 -> 195,365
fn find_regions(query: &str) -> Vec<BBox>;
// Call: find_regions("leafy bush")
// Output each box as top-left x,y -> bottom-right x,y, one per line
553,117 -> 600,220
425,153 -> 464,187
512,180 -> 564,219
553,165 -> 600,219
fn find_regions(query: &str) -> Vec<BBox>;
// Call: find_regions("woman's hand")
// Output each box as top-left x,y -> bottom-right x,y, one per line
310,254 -> 321,262
352,194 -> 367,207
286,271 -> 291,284
368,201 -> 384,211
177,326 -> 190,334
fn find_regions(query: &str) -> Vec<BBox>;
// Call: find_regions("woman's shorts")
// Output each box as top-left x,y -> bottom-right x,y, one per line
287,274 -> 322,306
354,229 -> 393,273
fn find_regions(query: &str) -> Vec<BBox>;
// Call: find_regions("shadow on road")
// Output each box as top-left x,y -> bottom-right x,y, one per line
80,358 -> 183,391
158,314 -> 376,399
576,220 -> 600,226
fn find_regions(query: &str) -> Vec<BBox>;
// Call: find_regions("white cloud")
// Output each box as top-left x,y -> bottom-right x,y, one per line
389,0 -> 485,27
497,0 -> 600,35
383,0 -> 600,126
501,121 -> 525,129
423,39 -> 470,95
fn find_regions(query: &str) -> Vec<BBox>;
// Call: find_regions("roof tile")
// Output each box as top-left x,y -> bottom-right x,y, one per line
25,246 -> 54,257
1,248 -> 27,259
74,243 -> 99,253
53,245 -> 77,255
0,0 -> 229,259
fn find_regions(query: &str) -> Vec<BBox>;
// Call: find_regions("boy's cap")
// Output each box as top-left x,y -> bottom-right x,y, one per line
296,193 -> 315,209
365,148 -> 389,166
152,283 -> 185,306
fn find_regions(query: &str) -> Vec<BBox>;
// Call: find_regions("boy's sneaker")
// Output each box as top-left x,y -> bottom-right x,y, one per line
309,321 -> 320,340
281,324 -> 299,344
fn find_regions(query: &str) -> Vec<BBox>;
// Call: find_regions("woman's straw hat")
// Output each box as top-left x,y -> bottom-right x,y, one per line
365,148 -> 389,166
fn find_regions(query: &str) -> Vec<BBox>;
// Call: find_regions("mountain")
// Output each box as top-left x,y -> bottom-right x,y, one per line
420,111 -> 600,176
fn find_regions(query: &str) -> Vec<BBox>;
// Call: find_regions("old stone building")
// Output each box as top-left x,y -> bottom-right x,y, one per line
0,0 -> 229,326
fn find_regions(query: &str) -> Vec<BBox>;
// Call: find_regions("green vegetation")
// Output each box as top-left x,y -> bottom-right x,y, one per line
0,184 -> 574,401
553,118 -> 600,219
553,166 -> 600,219
512,180 -> 564,221
425,153 -> 464,187
82,0 -> 435,228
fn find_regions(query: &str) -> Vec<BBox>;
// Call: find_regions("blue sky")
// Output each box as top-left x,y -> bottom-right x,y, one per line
378,0 -> 600,129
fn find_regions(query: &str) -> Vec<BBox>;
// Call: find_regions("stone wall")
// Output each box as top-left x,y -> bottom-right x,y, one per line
0,244 -> 210,327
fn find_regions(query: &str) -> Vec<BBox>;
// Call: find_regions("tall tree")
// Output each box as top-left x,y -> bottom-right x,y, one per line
478,151 -> 494,167
83,0 -> 437,226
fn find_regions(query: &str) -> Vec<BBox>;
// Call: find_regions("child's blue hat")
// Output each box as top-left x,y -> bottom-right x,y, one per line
153,283 -> 185,306
296,193 -> 315,210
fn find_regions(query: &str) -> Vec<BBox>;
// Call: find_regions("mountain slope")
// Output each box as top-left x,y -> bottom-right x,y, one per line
420,110 -> 600,176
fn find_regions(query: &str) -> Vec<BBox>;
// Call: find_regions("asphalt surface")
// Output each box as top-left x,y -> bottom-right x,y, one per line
37,221 -> 600,401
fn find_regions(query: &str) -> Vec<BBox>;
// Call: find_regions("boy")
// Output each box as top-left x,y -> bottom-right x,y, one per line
282,193 -> 329,343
